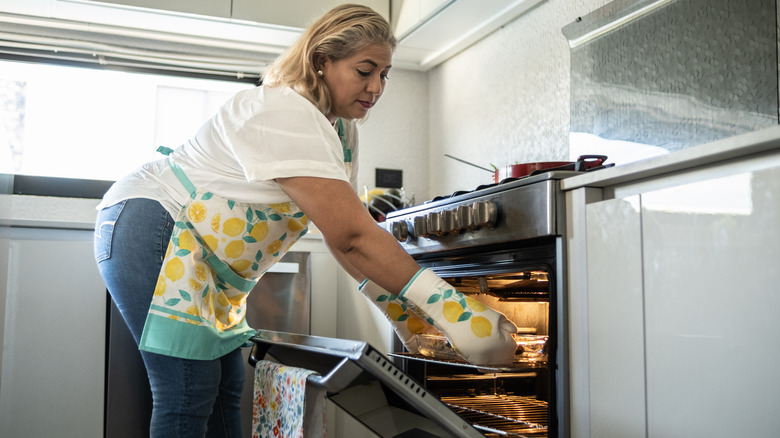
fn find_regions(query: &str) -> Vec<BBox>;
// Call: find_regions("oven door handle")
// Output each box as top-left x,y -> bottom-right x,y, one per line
249,343 -> 363,393
306,356 -> 363,392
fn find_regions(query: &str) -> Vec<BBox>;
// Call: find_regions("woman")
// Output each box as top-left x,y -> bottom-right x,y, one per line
94,4 -> 517,437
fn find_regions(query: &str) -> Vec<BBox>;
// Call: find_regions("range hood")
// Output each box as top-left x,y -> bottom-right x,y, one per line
0,0 -> 545,72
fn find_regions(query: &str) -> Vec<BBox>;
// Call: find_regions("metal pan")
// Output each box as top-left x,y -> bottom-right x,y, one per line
494,155 -> 607,182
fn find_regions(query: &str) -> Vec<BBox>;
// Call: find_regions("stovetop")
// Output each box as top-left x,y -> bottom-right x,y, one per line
381,171 -> 587,257
437,170 -> 583,199
387,170 -> 582,220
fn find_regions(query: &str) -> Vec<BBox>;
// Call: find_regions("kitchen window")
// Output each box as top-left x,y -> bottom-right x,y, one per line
0,59 -> 253,182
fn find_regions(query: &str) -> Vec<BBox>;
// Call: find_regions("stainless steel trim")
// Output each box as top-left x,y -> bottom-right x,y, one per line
561,0 -> 674,47
383,179 -> 562,256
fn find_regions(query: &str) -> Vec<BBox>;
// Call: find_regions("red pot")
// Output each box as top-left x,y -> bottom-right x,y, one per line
494,155 -> 607,183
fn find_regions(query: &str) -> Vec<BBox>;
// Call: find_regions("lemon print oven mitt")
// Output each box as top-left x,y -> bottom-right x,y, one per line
359,279 -> 441,354
397,268 -> 518,366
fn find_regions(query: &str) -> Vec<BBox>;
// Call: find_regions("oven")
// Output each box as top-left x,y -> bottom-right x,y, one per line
379,171 -> 579,438
249,168 -> 605,437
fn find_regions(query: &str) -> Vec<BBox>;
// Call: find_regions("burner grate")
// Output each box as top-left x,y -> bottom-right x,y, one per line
442,394 -> 548,437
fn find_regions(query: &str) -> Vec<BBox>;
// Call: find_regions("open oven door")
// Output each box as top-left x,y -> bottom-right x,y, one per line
248,329 -> 485,438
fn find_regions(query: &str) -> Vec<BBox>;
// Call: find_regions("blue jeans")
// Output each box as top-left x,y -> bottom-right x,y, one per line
95,198 -> 245,438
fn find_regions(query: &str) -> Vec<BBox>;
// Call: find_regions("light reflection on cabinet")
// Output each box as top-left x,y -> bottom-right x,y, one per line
640,167 -> 780,437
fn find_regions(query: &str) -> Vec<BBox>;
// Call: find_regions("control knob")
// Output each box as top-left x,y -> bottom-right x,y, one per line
441,210 -> 458,234
391,220 -> 409,242
457,204 -> 475,231
413,216 -> 427,238
426,211 -> 445,236
473,200 -> 498,229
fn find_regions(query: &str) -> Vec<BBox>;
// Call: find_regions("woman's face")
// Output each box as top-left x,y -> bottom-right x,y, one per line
320,42 -> 393,122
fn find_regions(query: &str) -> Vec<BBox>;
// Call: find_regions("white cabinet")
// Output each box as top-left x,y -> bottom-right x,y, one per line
82,0 -> 231,18
640,169 -> 780,437
0,227 -> 106,438
2,0 -> 543,70
232,0 -> 389,28
566,141 -> 780,438
81,0 -> 388,25
583,195 -> 646,438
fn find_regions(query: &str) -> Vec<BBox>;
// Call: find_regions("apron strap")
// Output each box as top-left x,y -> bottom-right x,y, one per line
157,146 -> 197,199
337,118 -> 351,163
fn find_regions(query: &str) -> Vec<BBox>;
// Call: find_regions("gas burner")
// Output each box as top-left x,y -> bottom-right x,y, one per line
475,182 -> 499,190
498,176 -> 536,185
426,172 -> 559,204
431,189 -> 473,202
429,178 -> 530,203
424,163 -> 615,204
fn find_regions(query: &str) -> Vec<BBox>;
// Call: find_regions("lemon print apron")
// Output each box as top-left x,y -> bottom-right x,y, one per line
139,149 -> 312,360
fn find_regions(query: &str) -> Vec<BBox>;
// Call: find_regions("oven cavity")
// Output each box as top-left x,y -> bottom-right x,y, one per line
391,267 -> 553,438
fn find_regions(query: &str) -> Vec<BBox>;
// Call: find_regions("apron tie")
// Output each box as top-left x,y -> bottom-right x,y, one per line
157,145 -> 197,199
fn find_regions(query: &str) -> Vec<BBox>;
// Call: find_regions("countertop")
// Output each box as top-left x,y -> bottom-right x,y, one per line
561,125 -> 780,191
0,194 -> 101,230
0,194 -> 325,241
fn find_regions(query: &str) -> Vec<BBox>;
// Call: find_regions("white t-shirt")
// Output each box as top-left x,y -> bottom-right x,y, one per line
98,85 -> 359,215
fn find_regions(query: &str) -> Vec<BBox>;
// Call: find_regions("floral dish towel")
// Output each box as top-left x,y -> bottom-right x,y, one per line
252,360 -> 326,438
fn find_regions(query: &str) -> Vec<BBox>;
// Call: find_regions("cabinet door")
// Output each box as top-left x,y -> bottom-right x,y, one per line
231,0 -> 389,28
0,227 -> 106,438
585,196 -> 647,438
641,167 -> 780,437
82,0 -> 231,18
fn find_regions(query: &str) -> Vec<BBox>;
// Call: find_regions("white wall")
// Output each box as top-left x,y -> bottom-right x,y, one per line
357,0 -> 611,201
423,0 -> 610,198
353,68 -> 430,205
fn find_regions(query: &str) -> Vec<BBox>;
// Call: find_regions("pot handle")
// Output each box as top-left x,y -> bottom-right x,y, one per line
575,155 -> 608,170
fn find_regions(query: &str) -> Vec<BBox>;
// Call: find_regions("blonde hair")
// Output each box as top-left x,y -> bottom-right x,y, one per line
263,4 -> 396,115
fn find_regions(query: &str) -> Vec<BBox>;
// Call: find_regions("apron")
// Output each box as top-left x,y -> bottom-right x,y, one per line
139,148 -> 315,360
337,118 -> 352,173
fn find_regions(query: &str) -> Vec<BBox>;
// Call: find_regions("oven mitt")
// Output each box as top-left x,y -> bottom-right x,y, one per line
359,279 -> 441,354
399,268 -> 518,366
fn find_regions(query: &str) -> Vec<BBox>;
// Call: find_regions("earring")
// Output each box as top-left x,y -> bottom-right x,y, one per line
317,70 -> 324,77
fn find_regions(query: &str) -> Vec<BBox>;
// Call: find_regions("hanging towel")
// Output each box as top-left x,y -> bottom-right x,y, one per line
252,360 -> 326,438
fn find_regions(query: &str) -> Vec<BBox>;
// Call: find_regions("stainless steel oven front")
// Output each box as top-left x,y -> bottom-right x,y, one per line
379,171 -> 575,438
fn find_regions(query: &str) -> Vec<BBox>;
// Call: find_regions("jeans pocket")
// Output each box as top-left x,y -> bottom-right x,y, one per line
94,200 -> 127,263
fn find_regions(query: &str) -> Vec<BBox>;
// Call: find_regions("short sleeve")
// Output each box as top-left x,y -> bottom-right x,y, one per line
218,87 -> 350,184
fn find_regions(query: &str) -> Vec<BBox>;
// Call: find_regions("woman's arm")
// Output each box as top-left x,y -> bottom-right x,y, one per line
277,176 -> 419,294
279,176 -> 519,365
321,236 -> 364,282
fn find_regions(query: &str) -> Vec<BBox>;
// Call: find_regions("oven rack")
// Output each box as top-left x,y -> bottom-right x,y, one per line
389,352 -> 548,373
442,394 -> 548,437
